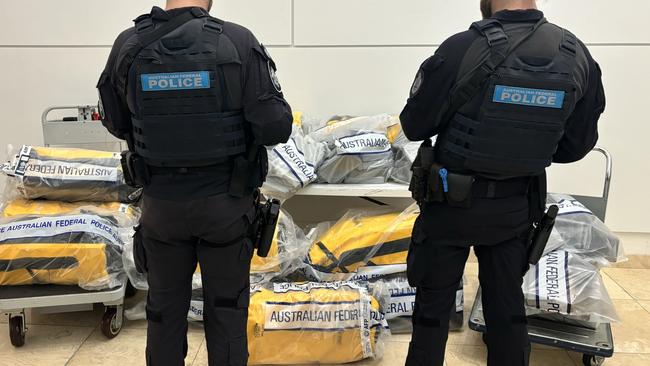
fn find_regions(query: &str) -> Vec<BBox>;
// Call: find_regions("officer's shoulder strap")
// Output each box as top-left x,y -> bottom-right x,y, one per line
559,28 -> 578,56
115,9 -> 204,92
470,19 -> 509,48
442,18 -> 548,127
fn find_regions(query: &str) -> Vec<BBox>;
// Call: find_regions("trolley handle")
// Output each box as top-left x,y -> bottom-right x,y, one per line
591,146 -> 613,204
41,105 -> 97,124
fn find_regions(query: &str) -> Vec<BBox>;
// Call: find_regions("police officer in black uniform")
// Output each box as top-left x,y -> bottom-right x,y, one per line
401,0 -> 605,365
97,1 -> 292,365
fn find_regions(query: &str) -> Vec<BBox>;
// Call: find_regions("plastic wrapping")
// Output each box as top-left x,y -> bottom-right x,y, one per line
389,131 -> 440,185
305,204 -> 418,278
1,145 -> 141,203
522,250 -> 619,324
0,199 -> 138,290
247,281 -> 389,365
545,194 -> 624,266
250,210 -> 310,277
311,115 -> 397,184
390,131 -> 420,185
122,239 -> 148,290
262,125 -> 328,201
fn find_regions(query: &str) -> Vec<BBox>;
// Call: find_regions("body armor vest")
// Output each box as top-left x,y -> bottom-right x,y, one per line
437,20 -> 590,179
126,13 -> 247,168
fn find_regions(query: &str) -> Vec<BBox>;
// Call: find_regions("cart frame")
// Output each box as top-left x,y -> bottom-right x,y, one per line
41,105 -> 126,152
468,147 -> 615,366
1,284 -> 126,346
0,107 -> 130,347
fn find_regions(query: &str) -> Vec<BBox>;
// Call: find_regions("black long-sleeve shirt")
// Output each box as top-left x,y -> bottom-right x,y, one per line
400,9 -> 605,164
399,9 -> 606,245
100,6 -> 293,201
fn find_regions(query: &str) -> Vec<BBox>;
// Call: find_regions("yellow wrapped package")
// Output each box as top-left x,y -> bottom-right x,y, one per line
248,282 -> 388,365
308,208 -> 417,274
1,145 -> 141,203
2,199 -> 139,226
0,200 -> 137,290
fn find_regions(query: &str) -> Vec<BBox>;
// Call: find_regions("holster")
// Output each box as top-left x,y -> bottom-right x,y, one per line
410,140 -> 442,204
528,205 -> 559,265
526,172 -> 550,263
252,194 -> 281,258
120,151 -> 149,188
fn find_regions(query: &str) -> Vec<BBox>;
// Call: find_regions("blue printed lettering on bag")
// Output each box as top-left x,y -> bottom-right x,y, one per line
141,71 -> 211,91
493,85 -> 565,109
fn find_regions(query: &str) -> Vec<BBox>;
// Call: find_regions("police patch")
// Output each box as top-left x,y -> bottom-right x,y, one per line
261,44 -> 282,93
493,85 -> 565,109
410,70 -> 423,97
268,61 -> 282,93
141,71 -> 210,92
261,43 -> 273,61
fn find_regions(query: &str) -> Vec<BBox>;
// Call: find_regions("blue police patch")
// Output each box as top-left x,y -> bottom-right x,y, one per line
141,71 -> 210,92
493,85 -> 565,109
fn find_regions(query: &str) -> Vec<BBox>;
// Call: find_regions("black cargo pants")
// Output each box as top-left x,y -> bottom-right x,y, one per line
405,220 -> 531,366
134,194 -> 256,366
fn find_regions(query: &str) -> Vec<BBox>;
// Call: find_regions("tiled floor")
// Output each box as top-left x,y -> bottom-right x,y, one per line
1,256 -> 649,366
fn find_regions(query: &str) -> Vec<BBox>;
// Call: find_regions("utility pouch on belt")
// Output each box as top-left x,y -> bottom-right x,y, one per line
528,205 -> 559,265
426,164 -> 474,208
254,198 -> 281,258
120,151 -> 148,188
427,164 -> 446,203
445,172 -> 474,209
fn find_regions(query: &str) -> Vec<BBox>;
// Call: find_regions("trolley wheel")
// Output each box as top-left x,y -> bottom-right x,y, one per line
100,306 -> 123,339
582,354 -> 605,366
9,315 -> 26,347
125,281 -> 138,299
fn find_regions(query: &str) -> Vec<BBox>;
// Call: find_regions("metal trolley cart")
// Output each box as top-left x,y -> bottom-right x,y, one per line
42,105 -> 126,152
468,147 -> 615,366
1,285 -> 126,347
0,106 -> 131,347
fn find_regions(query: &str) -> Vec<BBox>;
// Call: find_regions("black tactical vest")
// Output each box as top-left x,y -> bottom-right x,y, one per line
124,12 -> 247,168
436,20 -> 590,179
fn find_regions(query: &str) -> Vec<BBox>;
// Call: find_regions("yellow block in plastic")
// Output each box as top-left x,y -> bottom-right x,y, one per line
5,145 -> 139,203
28,146 -> 116,160
292,111 -> 303,127
2,199 -> 135,219
308,211 -> 416,273
247,282 -> 386,365
0,243 -> 108,286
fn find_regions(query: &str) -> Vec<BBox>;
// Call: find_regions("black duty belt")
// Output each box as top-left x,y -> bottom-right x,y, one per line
148,164 -> 227,176
472,177 -> 530,199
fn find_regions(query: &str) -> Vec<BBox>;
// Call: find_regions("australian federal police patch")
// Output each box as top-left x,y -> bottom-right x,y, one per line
141,71 -> 211,92
493,85 -> 565,109
410,70 -> 424,97
261,44 -> 282,93
268,63 -> 282,93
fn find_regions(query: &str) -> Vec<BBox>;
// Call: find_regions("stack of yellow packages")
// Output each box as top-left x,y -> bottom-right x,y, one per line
0,145 -> 140,290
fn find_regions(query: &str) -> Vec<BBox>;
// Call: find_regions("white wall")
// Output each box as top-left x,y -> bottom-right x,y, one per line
0,0 -> 648,233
